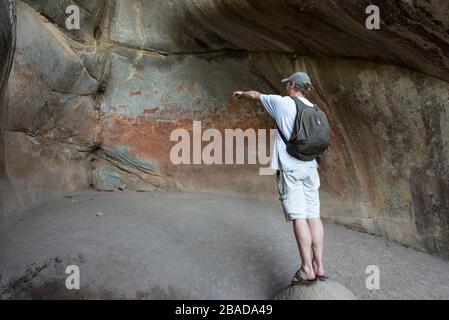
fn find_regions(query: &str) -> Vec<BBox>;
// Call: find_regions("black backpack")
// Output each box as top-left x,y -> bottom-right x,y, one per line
278,96 -> 331,162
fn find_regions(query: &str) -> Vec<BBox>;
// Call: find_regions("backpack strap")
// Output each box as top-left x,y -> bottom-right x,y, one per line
289,96 -> 315,141
277,124 -> 289,144
277,96 -> 313,144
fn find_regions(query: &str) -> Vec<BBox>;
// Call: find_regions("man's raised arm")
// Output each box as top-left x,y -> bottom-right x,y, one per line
232,90 -> 262,101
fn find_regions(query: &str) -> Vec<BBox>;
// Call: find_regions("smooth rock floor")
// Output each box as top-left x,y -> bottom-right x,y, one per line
1,191 -> 449,299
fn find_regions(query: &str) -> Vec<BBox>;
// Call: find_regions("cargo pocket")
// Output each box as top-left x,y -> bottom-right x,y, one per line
276,170 -> 288,202
277,170 -> 293,222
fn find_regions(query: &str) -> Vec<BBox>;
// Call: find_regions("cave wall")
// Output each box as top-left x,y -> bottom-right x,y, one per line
2,0 -> 98,220
1,0 -> 449,258
0,0 -> 15,234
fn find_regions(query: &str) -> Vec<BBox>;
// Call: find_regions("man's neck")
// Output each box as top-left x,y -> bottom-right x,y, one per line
291,92 -> 305,98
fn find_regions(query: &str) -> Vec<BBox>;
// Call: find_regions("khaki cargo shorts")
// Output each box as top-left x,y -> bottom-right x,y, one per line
277,164 -> 320,222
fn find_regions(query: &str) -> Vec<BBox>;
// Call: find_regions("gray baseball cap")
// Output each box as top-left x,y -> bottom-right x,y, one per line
281,72 -> 312,88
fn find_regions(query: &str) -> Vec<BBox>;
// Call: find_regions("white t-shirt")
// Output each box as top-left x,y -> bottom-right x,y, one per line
260,94 -> 318,171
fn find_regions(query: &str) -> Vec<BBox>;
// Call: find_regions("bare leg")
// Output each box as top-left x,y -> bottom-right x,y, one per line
308,217 -> 325,277
292,219 -> 315,280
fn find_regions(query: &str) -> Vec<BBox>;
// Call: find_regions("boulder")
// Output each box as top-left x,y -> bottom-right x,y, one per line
274,281 -> 357,300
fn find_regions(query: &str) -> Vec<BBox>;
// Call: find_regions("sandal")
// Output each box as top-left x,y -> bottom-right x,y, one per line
315,275 -> 329,281
291,269 -> 316,285
312,263 -> 328,281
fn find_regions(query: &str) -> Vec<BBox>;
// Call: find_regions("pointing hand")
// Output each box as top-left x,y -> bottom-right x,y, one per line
233,91 -> 243,99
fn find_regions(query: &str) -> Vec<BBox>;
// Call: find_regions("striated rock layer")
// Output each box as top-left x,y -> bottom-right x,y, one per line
1,0 -> 449,258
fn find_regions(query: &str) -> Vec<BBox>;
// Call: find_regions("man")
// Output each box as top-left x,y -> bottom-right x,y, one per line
233,72 -> 326,283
